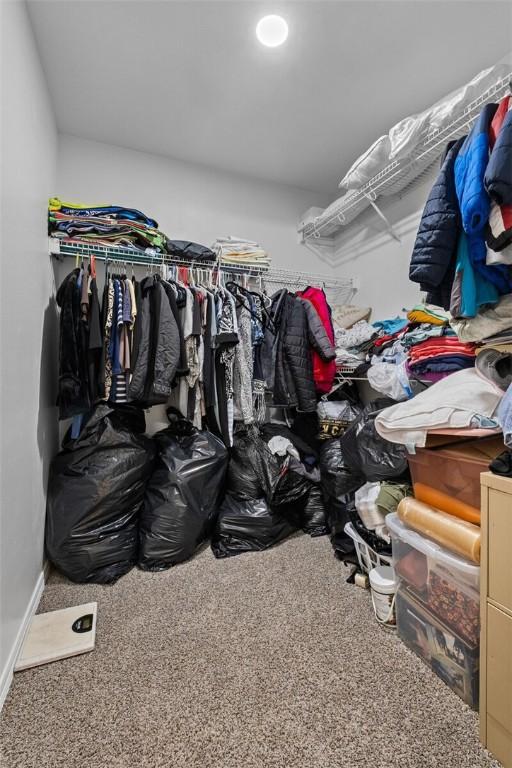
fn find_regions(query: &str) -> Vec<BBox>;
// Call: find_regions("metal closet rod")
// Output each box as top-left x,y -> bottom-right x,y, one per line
48,238 -> 355,289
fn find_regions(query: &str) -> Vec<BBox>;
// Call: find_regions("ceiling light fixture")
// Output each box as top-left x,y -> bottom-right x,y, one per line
256,15 -> 288,48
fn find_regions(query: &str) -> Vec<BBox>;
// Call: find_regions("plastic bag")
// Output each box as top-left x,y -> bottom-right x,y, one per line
319,438 -> 364,499
139,415 -> 228,571
328,493 -> 358,556
45,405 -> 155,584
319,439 -> 364,555
367,362 -> 410,402
226,427 -> 281,501
340,399 -> 409,481
317,399 -> 362,440
301,485 -> 329,537
211,495 -> 296,558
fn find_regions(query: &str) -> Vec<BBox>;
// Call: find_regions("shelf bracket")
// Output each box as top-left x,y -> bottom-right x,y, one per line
363,192 -> 401,243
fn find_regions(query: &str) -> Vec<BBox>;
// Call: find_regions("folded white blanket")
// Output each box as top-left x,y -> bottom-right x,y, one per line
375,368 -> 502,448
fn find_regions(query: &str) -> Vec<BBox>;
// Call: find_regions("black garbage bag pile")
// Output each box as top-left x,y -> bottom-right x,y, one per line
139,410 -> 228,571
259,422 -> 329,537
45,405 -> 156,583
319,399 -> 410,558
213,422 -> 327,558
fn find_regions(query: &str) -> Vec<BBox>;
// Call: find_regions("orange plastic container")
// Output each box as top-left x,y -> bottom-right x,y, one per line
407,436 -> 504,510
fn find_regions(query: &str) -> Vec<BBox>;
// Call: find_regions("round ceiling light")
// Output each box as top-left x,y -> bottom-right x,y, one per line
256,15 -> 288,47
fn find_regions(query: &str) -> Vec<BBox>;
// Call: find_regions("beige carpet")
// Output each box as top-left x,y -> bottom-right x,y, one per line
0,535 -> 500,768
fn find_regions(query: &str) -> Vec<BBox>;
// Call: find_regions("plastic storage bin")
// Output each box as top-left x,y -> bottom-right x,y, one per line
387,513 -> 480,645
406,436 -> 503,509
396,587 -> 479,709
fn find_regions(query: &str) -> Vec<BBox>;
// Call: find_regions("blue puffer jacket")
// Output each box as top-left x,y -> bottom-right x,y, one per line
485,107 -> 512,206
455,103 -> 498,234
409,138 -> 464,309
454,102 -> 511,294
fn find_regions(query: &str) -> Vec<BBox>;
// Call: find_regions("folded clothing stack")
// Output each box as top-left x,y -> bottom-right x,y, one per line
212,236 -> 270,269
49,197 -> 168,252
406,336 -> 476,382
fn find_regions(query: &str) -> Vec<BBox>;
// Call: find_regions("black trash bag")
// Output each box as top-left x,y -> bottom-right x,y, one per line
211,495 -> 296,558
319,439 -> 364,556
319,438 -> 364,499
301,485 -> 329,537
328,493 -> 358,556
340,398 -> 408,482
45,404 -> 155,584
226,426 -> 281,502
139,413 -> 228,571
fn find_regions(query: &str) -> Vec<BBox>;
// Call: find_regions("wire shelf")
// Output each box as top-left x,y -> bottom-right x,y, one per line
49,238 -> 357,305
300,72 -> 512,240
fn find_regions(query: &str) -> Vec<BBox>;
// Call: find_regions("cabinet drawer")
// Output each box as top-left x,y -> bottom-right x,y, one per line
487,715 -> 512,768
488,489 -> 512,612
487,604 -> 512,736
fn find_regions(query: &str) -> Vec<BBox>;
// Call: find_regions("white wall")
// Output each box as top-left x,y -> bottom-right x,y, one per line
56,134 -> 330,273
0,0 -> 58,706
331,177 -> 436,319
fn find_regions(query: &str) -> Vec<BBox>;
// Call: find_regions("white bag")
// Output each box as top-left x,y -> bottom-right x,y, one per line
355,482 -> 385,531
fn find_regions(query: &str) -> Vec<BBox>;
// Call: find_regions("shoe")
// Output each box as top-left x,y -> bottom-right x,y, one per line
475,349 -> 512,392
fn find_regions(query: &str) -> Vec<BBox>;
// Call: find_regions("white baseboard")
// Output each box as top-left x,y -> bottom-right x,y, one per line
0,570 -> 46,711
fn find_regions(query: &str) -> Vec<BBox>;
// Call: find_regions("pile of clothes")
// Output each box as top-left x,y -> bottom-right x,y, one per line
49,198 -> 218,261
331,303 -> 482,402
409,94 -> 512,319
402,305 -> 476,382
211,236 -> 271,269
49,198 -> 169,252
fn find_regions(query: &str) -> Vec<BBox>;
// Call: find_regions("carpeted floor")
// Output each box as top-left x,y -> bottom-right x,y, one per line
0,535 -> 500,768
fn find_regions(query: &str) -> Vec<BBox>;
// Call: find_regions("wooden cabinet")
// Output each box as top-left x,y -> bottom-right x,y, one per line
481,472 -> 512,768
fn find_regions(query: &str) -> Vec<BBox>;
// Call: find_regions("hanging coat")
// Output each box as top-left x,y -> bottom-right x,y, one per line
454,102 -> 511,295
408,138 -> 464,310
486,96 -> 512,253
56,268 -> 91,419
272,291 -> 318,412
297,287 -> 336,394
128,276 -> 180,405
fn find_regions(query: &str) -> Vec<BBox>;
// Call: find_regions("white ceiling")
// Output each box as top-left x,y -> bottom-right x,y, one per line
28,0 -> 512,196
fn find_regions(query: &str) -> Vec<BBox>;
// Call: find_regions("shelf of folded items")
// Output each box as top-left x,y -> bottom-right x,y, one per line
49,238 -> 357,304
299,72 -> 512,241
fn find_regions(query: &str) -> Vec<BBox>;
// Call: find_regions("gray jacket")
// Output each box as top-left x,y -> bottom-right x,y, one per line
298,298 -> 336,361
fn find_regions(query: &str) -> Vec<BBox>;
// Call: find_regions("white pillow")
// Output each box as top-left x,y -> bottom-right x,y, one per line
338,135 -> 391,190
429,57 -> 512,130
389,111 -> 430,161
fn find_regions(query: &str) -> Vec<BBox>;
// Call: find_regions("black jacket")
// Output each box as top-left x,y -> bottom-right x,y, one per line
485,107 -> 512,206
128,277 -> 180,405
56,269 -> 91,419
409,137 -> 465,310
271,291 -> 317,412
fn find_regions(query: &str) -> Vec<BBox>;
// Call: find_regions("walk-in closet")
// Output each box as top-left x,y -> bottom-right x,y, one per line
1,2 -> 512,766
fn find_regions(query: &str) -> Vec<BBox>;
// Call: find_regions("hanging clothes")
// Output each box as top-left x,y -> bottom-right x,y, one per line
297,286 -> 337,394
233,298 -> 254,424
